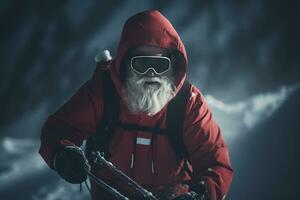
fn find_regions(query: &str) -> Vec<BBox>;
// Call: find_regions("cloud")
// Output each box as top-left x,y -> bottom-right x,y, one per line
0,138 -> 46,189
205,83 -> 300,128
32,181 -> 89,200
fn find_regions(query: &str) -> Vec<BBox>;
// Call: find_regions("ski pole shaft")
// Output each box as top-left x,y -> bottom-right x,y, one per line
87,171 -> 129,200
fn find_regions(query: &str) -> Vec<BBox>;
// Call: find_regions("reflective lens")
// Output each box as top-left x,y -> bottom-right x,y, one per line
130,56 -> 171,75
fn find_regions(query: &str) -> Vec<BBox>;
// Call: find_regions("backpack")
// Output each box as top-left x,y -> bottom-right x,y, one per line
86,68 -> 192,175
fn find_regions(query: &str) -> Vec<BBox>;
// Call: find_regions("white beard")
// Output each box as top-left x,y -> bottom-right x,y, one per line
124,72 -> 176,116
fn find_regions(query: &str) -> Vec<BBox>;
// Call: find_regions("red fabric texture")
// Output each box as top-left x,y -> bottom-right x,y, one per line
39,9 -> 233,200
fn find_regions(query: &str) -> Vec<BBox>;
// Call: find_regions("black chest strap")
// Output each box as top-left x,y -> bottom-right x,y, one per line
118,122 -> 167,135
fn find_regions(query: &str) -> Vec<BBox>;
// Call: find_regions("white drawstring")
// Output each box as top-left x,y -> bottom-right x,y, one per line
130,153 -> 135,169
151,160 -> 155,174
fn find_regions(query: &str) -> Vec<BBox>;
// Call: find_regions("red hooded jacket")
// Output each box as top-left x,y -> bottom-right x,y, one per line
39,10 -> 233,200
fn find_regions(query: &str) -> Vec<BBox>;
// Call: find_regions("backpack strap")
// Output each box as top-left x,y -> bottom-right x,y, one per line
86,69 -> 120,159
166,80 -> 191,160
166,80 -> 193,177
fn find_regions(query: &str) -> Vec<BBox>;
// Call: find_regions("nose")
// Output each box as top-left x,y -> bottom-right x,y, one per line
145,68 -> 157,77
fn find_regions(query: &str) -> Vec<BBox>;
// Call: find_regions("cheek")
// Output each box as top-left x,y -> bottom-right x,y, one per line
163,67 -> 175,79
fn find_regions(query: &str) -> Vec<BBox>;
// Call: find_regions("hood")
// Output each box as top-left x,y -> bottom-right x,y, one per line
109,9 -> 188,99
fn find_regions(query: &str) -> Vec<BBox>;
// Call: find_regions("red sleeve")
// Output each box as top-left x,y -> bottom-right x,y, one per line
183,85 -> 233,200
39,78 -> 103,169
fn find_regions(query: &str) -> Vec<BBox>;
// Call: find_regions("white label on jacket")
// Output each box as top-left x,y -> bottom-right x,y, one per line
136,138 -> 151,145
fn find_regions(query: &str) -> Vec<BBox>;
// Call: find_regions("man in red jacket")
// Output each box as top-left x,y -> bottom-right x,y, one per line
39,10 -> 233,200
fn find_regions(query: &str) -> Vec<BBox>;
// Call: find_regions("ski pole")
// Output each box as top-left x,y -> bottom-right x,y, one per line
90,151 -> 158,200
87,170 -> 129,200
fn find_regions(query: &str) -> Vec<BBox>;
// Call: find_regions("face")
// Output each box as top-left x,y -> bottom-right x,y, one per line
124,46 -> 177,116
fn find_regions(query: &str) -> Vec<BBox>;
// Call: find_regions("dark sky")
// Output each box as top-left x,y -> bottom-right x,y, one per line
0,0 -> 299,199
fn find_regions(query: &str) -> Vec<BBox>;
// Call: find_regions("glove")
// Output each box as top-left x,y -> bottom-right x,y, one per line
54,145 -> 90,184
172,181 -> 209,200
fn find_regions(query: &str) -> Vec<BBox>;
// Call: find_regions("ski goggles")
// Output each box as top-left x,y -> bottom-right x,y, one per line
130,55 -> 171,75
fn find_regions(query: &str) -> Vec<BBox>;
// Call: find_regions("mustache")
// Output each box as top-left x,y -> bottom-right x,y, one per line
136,76 -> 165,85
